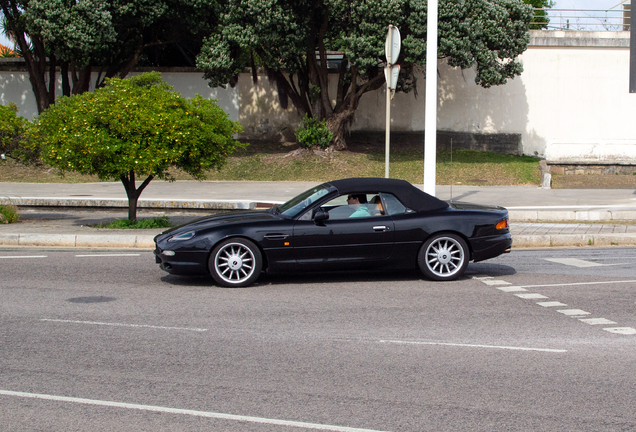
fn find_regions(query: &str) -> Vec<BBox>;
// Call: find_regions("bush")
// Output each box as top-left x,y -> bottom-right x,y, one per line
0,204 -> 21,224
295,115 -> 333,149
0,103 -> 35,163
95,216 -> 172,229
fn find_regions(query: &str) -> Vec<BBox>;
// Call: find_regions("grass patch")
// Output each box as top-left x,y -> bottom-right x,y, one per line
0,158 -> 100,183
0,141 -> 541,186
0,204 -> 21,223
201,147 -> 541,186
94,216 -> 171,229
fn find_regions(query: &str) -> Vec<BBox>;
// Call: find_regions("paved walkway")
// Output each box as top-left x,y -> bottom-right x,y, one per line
2,181 -> 636,249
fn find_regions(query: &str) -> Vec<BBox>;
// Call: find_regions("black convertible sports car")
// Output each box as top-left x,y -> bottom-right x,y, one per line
154,178 -> 512,287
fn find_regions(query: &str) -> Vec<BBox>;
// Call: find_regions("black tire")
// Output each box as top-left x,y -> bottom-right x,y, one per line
418,233 -> 469,281
209,238 -> 263,287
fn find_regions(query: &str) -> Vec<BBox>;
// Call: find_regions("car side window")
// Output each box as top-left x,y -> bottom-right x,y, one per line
380,193 -> 406,215
321,193 -> 384,220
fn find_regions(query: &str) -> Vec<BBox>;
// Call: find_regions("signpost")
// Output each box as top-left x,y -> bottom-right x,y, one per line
423,0 -> 438,196
631,9 -> 635,93
384,25 -> 401,178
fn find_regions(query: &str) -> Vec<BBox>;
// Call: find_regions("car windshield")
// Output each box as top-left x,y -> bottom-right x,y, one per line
277,184 -> 332,218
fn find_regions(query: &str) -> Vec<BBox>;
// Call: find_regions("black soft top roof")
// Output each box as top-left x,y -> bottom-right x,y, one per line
326,178 -> 449,212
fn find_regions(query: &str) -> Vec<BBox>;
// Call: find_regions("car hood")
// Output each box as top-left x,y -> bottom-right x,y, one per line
447,201 -> 507,211
161,210 -> 280,236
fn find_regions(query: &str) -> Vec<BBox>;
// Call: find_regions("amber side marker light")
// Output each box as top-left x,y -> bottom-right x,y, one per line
496,219 -> 509,230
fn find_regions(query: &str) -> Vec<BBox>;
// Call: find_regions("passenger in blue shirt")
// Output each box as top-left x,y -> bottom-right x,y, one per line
347,194 -> 372,218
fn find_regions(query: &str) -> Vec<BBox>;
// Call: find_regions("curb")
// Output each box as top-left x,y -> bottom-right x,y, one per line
513,233 -> 636,248
509,210 -> 636,222
1,197 -> 258,211
0,233 -> 156,249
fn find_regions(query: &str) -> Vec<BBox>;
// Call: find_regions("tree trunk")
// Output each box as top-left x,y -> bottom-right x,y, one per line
72,64 -> 93,95
326,109 -> 356,151
14,35 -> 50,113
120,171 -> 154,222
61,63 -> 71,97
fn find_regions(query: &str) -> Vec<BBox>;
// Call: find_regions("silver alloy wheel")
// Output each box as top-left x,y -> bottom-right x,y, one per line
425,236 -> 465,278
214,242 -> 256,284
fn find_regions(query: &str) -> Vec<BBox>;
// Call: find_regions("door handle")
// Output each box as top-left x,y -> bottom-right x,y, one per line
373,226 -> 389,232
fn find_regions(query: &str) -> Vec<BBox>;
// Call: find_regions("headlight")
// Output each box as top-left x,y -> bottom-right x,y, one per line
168,231 -> 196,242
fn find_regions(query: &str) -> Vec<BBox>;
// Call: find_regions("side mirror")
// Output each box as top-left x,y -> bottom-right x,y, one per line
314,209 -> 329,225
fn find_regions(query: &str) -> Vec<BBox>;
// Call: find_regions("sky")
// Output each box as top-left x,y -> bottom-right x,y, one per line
548,0 -> 630,30
0,1 -> 631,50
553,0 -> 628,9
554,0 -> 629,10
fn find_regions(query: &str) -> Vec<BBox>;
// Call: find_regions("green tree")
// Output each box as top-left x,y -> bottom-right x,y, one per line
30,72 -> 244,221
197,0 -> 533,149
524,0 -> 553,29
0,0 -> 219,113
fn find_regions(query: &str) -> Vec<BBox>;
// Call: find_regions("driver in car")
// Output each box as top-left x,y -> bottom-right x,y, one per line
346,194 -> 372,218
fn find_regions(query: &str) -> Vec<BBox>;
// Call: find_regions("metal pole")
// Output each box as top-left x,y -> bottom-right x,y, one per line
385,78 -> 391,178
630,8 -> 636,93
423,0 -> 438,195
385,26 -> 393,178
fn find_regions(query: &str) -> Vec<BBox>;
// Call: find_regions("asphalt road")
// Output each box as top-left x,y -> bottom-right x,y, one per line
1,247 -> 635,431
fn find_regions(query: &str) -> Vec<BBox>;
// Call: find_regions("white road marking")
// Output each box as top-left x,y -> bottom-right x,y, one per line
603,327 -> 636,335
480,279 -> 512,286
579,318 -> 617,325
496,286 -> 528,292
0,390 -> 386,432
557,309 -> 591,316
545,258 -> 604,268
487,278 -> 632,334
379,340 -> 566,353
537,301 -> 568,307
502,280 -> 636,290
0,255 -> 47,259
515,293 -> 549,299
75,254 -> 141,257
41,319 -> 207,332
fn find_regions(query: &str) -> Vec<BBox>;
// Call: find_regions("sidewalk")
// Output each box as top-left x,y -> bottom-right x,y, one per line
2,181 -> 636,249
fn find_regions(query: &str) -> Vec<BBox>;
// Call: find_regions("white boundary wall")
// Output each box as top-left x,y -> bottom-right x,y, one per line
350,31 -> 635,159
0,69 -> 239,123
1,31 -> 634,158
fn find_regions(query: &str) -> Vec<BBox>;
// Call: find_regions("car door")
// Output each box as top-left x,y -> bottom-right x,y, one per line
292,193 -> 395,268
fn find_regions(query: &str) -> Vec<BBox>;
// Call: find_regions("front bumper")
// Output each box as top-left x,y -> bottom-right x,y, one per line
154,247 -> 210,276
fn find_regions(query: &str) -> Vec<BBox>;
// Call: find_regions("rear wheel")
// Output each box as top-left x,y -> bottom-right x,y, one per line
209,238 -> 262,287
418,233 -> 469,281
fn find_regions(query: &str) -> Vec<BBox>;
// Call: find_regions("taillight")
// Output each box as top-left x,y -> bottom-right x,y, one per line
496,219 -> 509,230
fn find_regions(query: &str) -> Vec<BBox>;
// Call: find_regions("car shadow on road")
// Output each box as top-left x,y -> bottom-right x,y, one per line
256,269 -> 425,286
466,262 -> 517,277
159,262 -> 516,288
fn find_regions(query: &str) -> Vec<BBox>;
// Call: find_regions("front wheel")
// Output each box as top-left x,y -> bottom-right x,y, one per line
418,234 -> 469,281
209,238 -> 263,287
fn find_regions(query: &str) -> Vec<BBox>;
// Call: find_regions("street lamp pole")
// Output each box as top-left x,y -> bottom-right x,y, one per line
423,0 -> 438,195
631,7 -> 635,93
